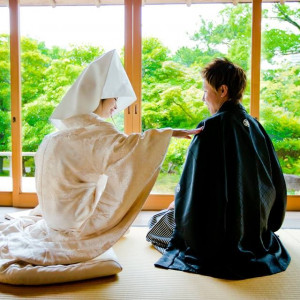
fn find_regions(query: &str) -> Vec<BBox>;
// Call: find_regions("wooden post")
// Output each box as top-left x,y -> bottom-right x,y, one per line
9,0 -> 22,206
250,0 -> 262,120
132,0 -> 142,133
124,0 -> 142,134
124,0 -> 133,134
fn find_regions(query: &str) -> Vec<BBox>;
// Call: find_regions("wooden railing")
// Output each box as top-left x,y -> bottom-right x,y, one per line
0,152 -> 35,176
0,152 -> 299,210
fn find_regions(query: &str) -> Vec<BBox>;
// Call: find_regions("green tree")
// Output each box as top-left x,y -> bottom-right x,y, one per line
260,3 -> 300,176
0,34 -> 11,173
21,37 -> 51,104
172,47 -> 203,67
142,37 -> 169,83
0,34 -> 10,112
273,3 -> 300,29
1,3 -> 299,183
142,3 -> 299,181
173,46 -> 222,68
141,38 -> 210,175
262,3 -> 300,61
260,64 -> 300,176
21,43 -> 104,154
190,4 -> 252,71
142,37 -> 207,131
19,41 -> 104,175
0,110 -> 10,174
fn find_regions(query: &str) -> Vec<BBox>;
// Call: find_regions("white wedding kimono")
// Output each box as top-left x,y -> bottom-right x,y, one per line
0,113 -> 172,266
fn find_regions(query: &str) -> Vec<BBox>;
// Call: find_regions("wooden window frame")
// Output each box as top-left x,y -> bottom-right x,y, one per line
1,0 -> 299,210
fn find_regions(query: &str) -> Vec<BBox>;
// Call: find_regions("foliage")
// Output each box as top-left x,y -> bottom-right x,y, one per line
260,103 -> 300,176
261,64 -> 300,118
190,4 -> 252,71
142,3 -> 299,178
142,37 -> 169,81
262,3 -> 300,61
0,34 -> 10,112
22,99 -> 56,151
0,109 -> 10,151
0,2 -> 299,182
0,34 -> 104,174
161,139 -> 191,175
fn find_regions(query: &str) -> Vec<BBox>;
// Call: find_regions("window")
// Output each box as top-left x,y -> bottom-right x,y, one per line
1,0 -> 299,209
260,2 -> 300,195
0,3 -> 12,192
19,5 -> 125,193
142,2 -> 252,194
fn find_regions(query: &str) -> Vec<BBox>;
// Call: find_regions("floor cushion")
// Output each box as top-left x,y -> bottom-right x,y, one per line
0,248 -> 122,285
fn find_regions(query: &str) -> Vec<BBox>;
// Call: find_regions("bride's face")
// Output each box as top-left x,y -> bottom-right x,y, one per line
94,98 -> 118,119
101,98 -> 118,118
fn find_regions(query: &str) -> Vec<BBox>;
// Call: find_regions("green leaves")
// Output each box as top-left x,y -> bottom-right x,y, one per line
191,4 -> 252,71
141,3 -> 299,179
0,109 -> 10,151
0,34 -> 106,155
263,29 -> 300,61
0,2 -> 299,180
262,3 -> 300,62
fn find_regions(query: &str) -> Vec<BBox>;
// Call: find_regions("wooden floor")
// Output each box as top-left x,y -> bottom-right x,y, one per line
0,207 -> 300,228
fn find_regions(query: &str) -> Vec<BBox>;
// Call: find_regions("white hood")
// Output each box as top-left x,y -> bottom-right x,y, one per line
50,49 -> 136,130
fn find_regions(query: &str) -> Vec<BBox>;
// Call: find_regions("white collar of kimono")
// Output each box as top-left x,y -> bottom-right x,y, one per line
61,113 -> 108,130
50,49 -> 136,130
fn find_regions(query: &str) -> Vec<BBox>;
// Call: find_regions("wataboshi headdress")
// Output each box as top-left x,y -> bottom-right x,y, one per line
50,49 -> 136,129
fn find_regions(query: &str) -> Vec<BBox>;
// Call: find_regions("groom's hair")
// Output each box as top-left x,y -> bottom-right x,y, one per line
201,58 -> 247,103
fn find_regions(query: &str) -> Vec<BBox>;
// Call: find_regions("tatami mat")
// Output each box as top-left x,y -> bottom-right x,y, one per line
0,227 -> 299,299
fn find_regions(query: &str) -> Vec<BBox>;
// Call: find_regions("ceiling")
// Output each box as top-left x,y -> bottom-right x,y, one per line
0,0 -> 297,7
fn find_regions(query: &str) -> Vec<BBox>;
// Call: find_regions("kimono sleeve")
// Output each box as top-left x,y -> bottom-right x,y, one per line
81,127 -> 174,237
175,120 -> 228,257
259,124 -> 287,232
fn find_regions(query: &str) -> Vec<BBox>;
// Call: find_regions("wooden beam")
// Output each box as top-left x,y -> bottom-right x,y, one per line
250,0 -> 262,119
287,195 -> 300,211
0,0 -> 298,7
143,194 -> 174,210
9,0 -> 22,206
0,192 -> 13,206
142,194 -> 300,211
124,0 -> 134,134
16,193 -> 38,207
132,0 -> 142,133
8,192 -> 299,211
124,0 -> 142,134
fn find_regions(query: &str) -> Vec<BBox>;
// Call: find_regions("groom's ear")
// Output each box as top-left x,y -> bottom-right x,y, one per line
219,84 -> 228,98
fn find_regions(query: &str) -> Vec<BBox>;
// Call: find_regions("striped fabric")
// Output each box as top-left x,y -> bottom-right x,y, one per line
146,209 -> 175,253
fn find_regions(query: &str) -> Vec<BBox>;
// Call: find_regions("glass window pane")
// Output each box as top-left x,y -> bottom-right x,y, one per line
261,2 -> 300,195
0,4 -> 12,192
142,3 -> 252,194
20,5 -> 124,192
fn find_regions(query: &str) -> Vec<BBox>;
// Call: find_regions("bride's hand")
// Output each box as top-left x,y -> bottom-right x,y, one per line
172,127 -> 203,139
